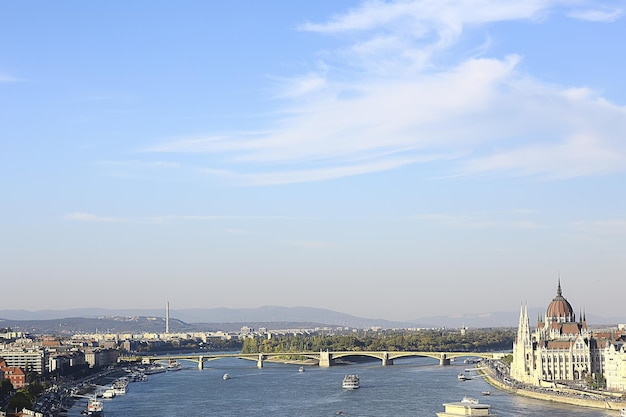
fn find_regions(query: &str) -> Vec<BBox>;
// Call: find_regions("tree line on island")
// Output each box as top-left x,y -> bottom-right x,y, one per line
241,328 -> 515,354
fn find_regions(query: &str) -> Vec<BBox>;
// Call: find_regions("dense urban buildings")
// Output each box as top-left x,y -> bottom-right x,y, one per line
511,280 -> 626,391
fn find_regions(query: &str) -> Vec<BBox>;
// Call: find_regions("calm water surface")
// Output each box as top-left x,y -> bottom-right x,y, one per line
68,357 -> 617,417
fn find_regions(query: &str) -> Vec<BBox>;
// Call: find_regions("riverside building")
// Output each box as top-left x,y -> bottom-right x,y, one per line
511,280 -> 626,391
0,348 -> 45,375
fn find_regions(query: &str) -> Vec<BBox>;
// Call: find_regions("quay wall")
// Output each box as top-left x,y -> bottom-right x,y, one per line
479,366 -> 625,412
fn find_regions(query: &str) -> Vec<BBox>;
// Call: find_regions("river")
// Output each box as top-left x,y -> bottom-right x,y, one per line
66,357 -> 617,417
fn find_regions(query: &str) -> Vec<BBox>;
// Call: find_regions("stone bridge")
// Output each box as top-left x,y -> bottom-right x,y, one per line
140,351 -> 504,370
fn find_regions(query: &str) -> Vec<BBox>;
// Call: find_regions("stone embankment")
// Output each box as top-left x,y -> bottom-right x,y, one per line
479,361 -> 626,412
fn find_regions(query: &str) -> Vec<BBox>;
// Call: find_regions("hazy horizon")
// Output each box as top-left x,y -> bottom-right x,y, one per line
1,1 -> 625,323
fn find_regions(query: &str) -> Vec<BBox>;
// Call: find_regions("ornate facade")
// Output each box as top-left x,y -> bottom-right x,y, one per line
511,280 -> 626,391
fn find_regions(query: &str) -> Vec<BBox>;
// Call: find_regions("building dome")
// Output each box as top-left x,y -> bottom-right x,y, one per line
546,280 -> 574,319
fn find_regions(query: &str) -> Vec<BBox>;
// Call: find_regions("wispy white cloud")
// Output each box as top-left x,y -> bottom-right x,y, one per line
197,154 -> 451,186
460,131 -> 626,180
142,0 -> 626,186
99,160 -> 180,169
299,0 -> 550,34
272,72 -> 328,98
567,7 -> 623,22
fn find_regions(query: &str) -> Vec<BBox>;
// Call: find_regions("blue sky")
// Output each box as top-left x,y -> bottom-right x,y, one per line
1,1 -> 625,322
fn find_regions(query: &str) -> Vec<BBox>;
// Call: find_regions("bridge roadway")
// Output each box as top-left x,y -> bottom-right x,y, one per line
141,351 -> 505,370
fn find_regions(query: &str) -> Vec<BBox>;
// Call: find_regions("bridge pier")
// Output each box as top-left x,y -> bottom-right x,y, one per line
439,354 -> 450,366
319,351 -> 334,367
257,353 -> 264,369
198,356 -> 204,370
381,352 -> 394,366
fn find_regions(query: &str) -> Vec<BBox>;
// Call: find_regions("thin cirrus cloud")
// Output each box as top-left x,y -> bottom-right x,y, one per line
143,0 -> 625,186
411,211 -> 543,230
567,7 -> 623,22
64,212 -> 127,223
64,213 -> 298,224
570,219 -> 626,235
0,73 -> 23,83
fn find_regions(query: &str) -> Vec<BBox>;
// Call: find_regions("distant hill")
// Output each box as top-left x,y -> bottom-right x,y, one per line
0,316 -> 336,335
0,306 -> 412,334
1,306 -> 623,334
411,309 -> 625,329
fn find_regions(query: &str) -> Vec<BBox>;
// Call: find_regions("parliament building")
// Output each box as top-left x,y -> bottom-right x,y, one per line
511,280 -> 626,391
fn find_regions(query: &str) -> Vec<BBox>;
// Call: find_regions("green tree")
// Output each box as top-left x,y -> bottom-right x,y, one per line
0,379 -> 13,397
8,391 -> 32,411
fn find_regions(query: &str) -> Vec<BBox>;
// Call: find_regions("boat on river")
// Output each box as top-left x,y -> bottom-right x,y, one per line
167,360 -> 183,371
113,377 -> 129,395
86,397 -> 103,416
342,374 -> 360,389
436,397 -> 495,416
298,366 -> 305,372
101,388 -> 115,398
458,372 -> 471,381
144,363 -> 166,374
223,373 -> 230,380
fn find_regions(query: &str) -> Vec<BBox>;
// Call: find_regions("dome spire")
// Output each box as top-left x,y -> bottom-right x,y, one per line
557,274 -> 562,297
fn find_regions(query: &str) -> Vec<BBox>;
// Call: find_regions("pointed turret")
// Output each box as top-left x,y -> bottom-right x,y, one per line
511,302 -> 533,383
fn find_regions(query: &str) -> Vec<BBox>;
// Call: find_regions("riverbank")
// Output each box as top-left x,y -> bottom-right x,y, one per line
479,361 -> 626,412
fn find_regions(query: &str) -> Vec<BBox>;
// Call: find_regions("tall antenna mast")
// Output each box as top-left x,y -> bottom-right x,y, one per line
166,301 -> 170,334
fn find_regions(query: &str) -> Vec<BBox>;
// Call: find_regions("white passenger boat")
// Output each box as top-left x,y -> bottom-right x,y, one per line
436,397 -> 495,416
144,363 -> 166,374
298,366 -> 305,372
167,360 -> 183,371
101,388 -> 115,398
128,371 -> 147,381
86,397 -> 103,416
113,377 -> 129,395
342,374 -> 360,389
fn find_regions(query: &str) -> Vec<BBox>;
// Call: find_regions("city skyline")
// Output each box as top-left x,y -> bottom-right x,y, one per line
1,1 -> 625,322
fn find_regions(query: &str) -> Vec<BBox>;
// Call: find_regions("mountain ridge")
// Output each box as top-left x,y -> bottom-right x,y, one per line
1,306 -> 623,331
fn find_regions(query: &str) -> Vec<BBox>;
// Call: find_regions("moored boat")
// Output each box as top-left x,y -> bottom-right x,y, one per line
86,397 -> 104,416
144,363 -> 167,374
436,397 -> 495,417
342,374 -> 360,389
101,388 -> 115,398
113,377 -> 129,395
